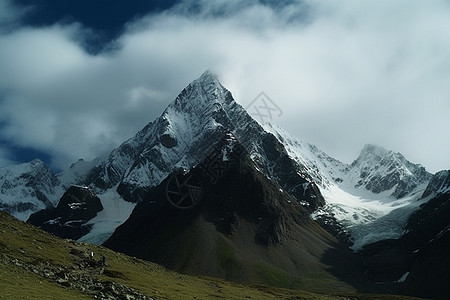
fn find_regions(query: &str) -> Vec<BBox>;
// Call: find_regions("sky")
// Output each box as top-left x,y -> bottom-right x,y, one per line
0,0 -> 449,173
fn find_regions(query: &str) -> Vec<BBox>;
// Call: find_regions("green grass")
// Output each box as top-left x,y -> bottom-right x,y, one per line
0,211 -> 427,300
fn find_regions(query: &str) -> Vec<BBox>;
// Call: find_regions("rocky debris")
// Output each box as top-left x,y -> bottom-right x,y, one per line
0,246 -> 153,300
27,186 -> 103,240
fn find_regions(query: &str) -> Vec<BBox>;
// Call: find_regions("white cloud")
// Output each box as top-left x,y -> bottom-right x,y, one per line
0,0 -> 449,173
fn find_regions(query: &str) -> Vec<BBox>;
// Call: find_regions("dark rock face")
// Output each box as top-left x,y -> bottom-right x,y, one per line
104,137 -> 333,283
360,175 -> 450,300
28,186 -> 103,240
159,134 -> 177,148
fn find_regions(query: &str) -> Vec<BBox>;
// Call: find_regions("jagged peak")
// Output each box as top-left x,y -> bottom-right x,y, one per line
171,70 -> 233,107
155,70 -> 238,135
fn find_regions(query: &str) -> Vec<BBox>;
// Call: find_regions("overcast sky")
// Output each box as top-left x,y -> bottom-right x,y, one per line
0,0 -> 449,173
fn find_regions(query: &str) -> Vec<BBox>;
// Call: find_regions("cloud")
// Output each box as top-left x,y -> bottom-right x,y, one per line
0,0 -> 449,173
0,146 -> 15,168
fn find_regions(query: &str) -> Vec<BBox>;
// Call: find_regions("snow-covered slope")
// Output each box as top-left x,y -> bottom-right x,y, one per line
263,123 -> 346,189
264,124 -> 432,250
87,70 -> 246,196
0,159 -> 64,220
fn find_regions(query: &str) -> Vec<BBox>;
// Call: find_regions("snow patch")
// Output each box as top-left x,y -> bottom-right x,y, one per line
396,272 -> 410,283
78,187 -> 136,245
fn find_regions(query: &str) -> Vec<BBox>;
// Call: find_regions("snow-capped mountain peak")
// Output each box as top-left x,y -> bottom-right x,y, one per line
171,70 -> 232,112
0,159 -> 64,220
83,71 -> 323,214
351,144 -> 389,165
86,71 -> 244,200
347,144 -> 431,198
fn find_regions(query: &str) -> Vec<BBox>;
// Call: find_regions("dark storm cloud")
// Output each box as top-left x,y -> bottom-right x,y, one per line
0,0 -> 449,172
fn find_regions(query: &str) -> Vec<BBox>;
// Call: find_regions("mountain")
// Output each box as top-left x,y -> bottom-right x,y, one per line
57,70 -> 324,244
0,159 -> 63,220
345,144 -> 431,198
0,71 -> 439,250
0,71 -> 436,251
104,136 -> 380,293
84,71 -> 323,210
264,125 -> 432,249
0,70 -> 447,299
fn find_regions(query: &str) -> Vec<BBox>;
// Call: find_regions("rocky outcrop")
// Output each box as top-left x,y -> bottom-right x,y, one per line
28,186 -> 103,240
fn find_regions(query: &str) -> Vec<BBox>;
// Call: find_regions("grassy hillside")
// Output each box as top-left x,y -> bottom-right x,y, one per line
0,211 -> 426,300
